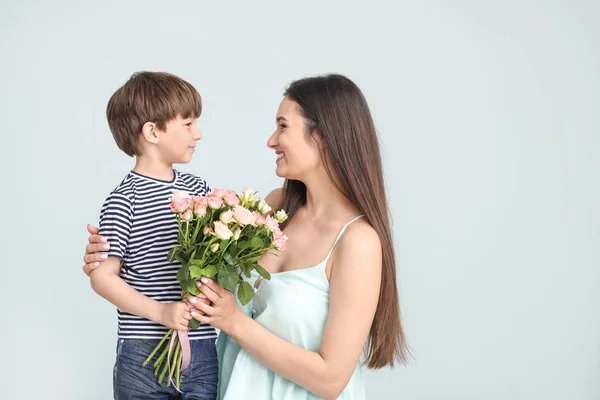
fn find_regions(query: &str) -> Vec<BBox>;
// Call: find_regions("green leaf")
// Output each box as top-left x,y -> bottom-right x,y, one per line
238,240 -> 252,251
251,236 -> 264,248
223,252 -> 235,266
237,281 -> 254,306
176,263 -> 190,282
189,264 -> 218,279
253,263 -> 272,281
188,319 -> 201,330
228,243 -> 239,256
175,255 -> 188,265
246,254 -> 262,263
180,279 -> 196,293
217,264 -> 240,292
189,259 -> 218,278
240,263 -> 252,278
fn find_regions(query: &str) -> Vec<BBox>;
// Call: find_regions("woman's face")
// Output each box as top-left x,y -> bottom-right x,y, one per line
267,97 -> 322,180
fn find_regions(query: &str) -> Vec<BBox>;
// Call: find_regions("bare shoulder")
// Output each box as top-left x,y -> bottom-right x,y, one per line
332,219 -> 382,273
340,219 -> 381,252
265,188 -> 284,209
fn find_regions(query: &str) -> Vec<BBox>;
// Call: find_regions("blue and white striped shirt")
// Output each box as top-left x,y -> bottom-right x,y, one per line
99,169 -> 217,340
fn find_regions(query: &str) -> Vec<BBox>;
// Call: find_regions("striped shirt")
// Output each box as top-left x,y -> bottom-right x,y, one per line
99,169 -> 217,340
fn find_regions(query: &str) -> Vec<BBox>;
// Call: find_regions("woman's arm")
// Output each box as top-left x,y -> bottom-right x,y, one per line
191,222 -> 382,399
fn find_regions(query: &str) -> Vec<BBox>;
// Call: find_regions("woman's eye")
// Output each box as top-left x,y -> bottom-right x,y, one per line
186,123 -> 193,127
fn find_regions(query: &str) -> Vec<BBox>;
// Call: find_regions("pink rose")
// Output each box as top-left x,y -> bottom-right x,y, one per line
273,227 -> 283,240
194,196 -> 208,207
170,197 -> 192,213
203,225 -> 213,236
224,192 -> 241,207
265,216 -> 279,232
181,209 -> 193,221
212,188 -> 226,198
220,210 -> 234,224
254,212 -> 266,226
274,237 -> 287,251
207,195 -> 223,209
214,221 -> 234,240
194,204 -> 207,217
233,205 -> 256,226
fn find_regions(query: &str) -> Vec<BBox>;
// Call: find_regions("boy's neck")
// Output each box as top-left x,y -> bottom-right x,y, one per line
133,157 -> 175,182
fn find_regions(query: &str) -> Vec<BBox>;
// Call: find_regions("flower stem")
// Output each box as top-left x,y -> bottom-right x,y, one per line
142,330 -> 172,367
168,341 -> 180,387
175,345 -> 183,390
154,338 -> 171,369
191,219 -> 202,244
157,352 -> 170,385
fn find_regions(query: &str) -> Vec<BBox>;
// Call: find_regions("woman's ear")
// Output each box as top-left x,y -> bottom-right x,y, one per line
141,121 -> 159,144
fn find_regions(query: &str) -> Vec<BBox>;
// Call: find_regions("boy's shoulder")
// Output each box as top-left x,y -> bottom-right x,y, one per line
101,172 -> 137,207
109,171 -> 138,196
175,169 -> 211,195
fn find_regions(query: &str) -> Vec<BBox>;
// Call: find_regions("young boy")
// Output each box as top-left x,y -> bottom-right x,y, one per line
90,72 -> 217,399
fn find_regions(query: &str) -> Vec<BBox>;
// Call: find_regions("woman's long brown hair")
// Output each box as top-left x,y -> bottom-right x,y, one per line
280,74 -> 409,368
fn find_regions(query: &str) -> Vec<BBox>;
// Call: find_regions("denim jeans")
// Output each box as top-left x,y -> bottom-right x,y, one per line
113,338 -> 218,400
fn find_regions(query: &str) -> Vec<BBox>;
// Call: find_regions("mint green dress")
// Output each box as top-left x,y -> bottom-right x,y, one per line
216,216 -> 366,400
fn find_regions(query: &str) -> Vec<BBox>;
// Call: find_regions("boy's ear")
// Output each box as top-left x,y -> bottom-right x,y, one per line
141,122 -> 160,144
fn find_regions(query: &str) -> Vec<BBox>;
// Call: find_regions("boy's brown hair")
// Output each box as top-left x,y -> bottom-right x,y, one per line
106,72 -> 202,156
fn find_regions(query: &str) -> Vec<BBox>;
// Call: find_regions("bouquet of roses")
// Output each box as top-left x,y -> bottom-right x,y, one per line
142,187 -> 288,390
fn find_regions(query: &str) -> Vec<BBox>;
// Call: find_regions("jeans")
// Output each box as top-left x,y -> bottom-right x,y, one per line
113,338 -> 218,400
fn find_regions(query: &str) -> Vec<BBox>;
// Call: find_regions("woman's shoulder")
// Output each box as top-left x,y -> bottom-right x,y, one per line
340,218 -> 381,250
329,217 -> 382,278
265,188 -> 284,209
335,218 -> 381,264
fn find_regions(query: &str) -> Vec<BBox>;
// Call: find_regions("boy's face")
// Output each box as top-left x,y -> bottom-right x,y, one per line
156,115 -> 202,164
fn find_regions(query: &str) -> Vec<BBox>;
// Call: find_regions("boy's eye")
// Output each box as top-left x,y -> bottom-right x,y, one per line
186,123 -> 193,127
279,124 -> 286,129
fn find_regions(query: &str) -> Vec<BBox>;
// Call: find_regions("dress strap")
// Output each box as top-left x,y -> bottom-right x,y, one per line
324,215 -> 365,262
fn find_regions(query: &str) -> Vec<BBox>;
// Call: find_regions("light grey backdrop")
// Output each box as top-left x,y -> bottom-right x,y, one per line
2,1 -> 599,399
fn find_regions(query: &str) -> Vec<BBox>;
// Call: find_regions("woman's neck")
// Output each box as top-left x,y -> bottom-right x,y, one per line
300,170 -> 361,223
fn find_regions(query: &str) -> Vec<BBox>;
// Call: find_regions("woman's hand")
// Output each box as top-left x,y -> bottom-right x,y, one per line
82,224 -> 110,276
186,278 -> 243,334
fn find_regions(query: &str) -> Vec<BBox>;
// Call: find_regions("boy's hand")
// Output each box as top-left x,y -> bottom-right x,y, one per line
158,302 -> 193,331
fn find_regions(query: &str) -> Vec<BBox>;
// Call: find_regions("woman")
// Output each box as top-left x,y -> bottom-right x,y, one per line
84,74 -> 408,399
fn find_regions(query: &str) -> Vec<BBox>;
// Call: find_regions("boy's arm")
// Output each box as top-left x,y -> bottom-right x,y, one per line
89,257 -> 191,331
93,190 -> 191,330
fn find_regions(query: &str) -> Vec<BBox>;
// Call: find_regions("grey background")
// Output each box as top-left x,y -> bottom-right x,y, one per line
1,1 -> 599,399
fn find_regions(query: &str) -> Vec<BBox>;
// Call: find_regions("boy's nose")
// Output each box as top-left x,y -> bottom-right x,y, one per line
193,127 -> 202,140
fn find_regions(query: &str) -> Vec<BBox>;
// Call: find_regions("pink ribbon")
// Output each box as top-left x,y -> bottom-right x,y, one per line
179,330 -> 191,371
167,330 -> 192,392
